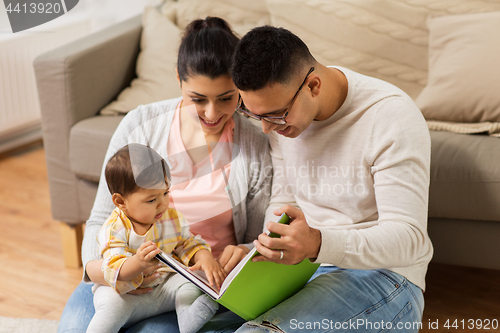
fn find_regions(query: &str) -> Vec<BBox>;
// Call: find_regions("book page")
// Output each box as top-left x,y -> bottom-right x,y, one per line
156,252 -> 220,299
157,247 -> 260,298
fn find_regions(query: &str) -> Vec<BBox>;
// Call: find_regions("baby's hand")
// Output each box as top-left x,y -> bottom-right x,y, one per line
190,250 -> 227,290
136,241 -> 161,269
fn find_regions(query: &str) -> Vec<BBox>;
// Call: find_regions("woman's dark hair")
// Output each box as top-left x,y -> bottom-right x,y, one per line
231,26 -> 315,91
177,17 -> 239,82
105,144 -> 170,197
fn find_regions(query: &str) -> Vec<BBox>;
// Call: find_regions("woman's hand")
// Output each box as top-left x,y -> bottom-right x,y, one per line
86,256 -> 162,296
217,245 -> 250,274
126,264 -> 163,295
86,259 -> 107,285
190,250 -> 227,290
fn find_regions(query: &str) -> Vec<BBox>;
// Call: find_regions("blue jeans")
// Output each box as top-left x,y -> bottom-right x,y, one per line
226,266 -> 425,333
59,267 -> 423,333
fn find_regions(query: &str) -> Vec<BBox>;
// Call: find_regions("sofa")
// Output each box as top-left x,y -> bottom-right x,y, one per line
34,0 -> 500,269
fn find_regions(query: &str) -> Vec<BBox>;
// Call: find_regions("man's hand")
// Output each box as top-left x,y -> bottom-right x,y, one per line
217,245 -> 250,274
190,249 -> 227,290
252,205 -> 322,264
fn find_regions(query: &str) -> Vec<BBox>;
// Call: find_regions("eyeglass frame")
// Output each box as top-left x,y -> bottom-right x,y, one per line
236,67 -> 315,125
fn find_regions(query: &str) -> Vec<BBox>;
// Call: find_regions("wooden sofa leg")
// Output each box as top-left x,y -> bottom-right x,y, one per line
60,222 -> 83,268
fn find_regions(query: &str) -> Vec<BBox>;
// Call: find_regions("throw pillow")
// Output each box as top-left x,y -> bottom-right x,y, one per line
266,0 -> 500,100
162,0 -> 270,37
415,11 -> 500,123
100,6 -> 181,115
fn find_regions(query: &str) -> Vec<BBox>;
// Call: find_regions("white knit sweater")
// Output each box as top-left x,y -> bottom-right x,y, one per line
265,67 -> 433,290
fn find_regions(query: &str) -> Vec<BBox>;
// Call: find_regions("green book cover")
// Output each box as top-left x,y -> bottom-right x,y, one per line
217,250 -> 319,320
156,213 -> 320,320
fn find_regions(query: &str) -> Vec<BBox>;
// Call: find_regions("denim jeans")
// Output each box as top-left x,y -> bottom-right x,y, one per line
228,266 -> 425,333
58,267 -> 423,333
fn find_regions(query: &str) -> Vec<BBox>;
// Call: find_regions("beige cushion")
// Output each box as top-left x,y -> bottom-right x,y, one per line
266,0 -> 500,100
426,120 -> 500,137
162,0 -> 270,37
100,7 -> 181,115
428,130 -> 500,221
70,115 -> 124,182
415,11 -> 500,123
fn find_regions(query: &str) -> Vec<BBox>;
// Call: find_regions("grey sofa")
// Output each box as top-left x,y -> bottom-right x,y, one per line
34,12 -> 500,270
34,16 -> 141,267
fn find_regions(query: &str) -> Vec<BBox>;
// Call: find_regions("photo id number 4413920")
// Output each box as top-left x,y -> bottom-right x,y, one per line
6,2 -> 63,14
436,319 -> 499,330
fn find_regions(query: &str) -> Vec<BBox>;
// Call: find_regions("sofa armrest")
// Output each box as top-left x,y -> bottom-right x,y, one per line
34,14 -> 142,127
33,14 -> 142,224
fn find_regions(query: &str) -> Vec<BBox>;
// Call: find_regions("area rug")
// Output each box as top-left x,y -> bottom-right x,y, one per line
0,317 -> 58,333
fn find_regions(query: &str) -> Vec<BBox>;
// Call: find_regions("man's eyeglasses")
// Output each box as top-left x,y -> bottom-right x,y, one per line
236,67 -> 315,125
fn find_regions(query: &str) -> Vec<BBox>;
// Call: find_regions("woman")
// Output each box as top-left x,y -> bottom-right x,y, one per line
57,17 -> 271,333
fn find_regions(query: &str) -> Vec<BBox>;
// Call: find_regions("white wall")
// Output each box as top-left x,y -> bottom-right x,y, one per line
0,10 -> 90,153
0,2 -> 11,33
86,0 -> 164,32
0,0 -> 163,152
0,0 -> 164,33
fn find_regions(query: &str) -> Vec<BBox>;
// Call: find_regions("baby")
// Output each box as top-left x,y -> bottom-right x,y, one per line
86,143 -> 225,333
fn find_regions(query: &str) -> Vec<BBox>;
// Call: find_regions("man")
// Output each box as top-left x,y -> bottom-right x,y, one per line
229,26 -> 432,332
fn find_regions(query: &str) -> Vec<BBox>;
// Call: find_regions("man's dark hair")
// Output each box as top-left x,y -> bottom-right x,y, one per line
105,144 -> 170,197
231,26 -> 315,91
177,16 -> 240,82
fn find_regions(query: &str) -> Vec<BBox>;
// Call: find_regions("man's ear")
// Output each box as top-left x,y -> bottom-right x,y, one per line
308,74 -> 321,98
112,193 -> 127,211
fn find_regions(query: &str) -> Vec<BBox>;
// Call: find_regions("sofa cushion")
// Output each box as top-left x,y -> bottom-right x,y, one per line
415,11 -> 500,123
100,7 -> 181,115
429,130 -> 500,221
163,0 -> 270,36
266,0 -> 500,100
70,115 -> 124,182
426,120 -> 500,137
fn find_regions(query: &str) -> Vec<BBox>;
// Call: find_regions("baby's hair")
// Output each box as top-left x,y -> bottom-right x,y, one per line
105,143 -> 171,197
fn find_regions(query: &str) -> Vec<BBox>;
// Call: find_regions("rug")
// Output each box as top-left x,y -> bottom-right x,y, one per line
0,317 -> 58,333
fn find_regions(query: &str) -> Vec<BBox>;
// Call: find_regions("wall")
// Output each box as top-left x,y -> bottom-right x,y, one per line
0,0 -> 162,153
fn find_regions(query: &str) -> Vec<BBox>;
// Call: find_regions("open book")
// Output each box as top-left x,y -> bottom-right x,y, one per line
155,214 -> 320,320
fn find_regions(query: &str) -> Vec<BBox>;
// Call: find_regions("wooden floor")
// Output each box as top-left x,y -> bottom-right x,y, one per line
0,142 -> 82,320
0,143 -> 499,332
